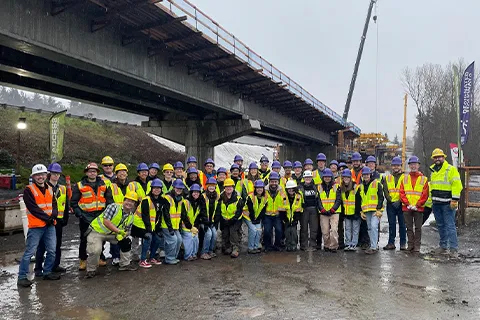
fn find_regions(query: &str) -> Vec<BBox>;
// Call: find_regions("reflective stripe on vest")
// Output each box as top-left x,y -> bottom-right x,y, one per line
248,194 -> 268,220
26,184 -> 54,228
318,184 -> 340,213
91,204 -> 134,234
111,183 -> 125,204
265,190 -> 286,216
133,196 -> 157,231
77,182 -> 107,212
385,174 -> 404,202
285,193 -> 303,222
221,198 -> 240,220
203,193 -> 220,222
128,181 -> 146,201
56,185 -> 67,219
162,195 -> 182,230
403,175 -> 427,206
182,199 -> 201,231
341,186 -> 358,216
360,180 -> 379,212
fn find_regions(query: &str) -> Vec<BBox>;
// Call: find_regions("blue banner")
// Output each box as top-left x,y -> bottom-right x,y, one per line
460,62 -> 474,145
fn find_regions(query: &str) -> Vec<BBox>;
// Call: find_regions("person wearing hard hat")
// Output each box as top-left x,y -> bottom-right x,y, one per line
350,152 -> 363,185
263,172 -> 286,252
233,155 -> 246,180
381,156 -> 406,251
85,191 -> 139,278
338,162 -> 348,173
313,153 -> 327,185
303,158 -> 314,172
317,169 -> 342,252
100,156 -> 115,189
259,155 -> 271,183
245,162 -> 260,197
365,156 -> 382,180
128,163 -> 149,201
187,156 -> 206,187
162,163 -> 175,195
34,163 -> 69,276
201,178 -> 221,260
216,167 -> 227,194
162,179 -> 187,265
217,178 -> 244,258
230,164 -> 247,200
71,162 -> 112,271
292,161 -> 303,185
185,167 -> 202,191
181,184 -> 206,261
429,148 -> 463,258
245,180 -> 267,254
329,160 -> 339,181
271,161 -> 282,175
399,156 -> 429,253
280,161 -> 293,189
356,167 -> 384,254
340,169 -> 361,251
201,158 -> 216,189
174,161 -> 185,180
17,165 -> 61,287
147,163 -> 161,182
298,170 -> 320,251
283,180 -> 303,252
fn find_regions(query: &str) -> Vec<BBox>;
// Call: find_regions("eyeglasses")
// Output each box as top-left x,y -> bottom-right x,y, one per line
103,164 -> 113,167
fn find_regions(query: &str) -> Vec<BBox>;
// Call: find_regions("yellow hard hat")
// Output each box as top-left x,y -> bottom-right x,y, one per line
163,163 -> 174,172
115,163 -> 128,173
224,178 -> 235,187
101,156 -> 114,165
124,191 -> 138,202
431,148 -> 447,159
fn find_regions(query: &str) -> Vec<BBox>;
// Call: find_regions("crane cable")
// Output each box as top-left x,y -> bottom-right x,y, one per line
374,1 -> 379,133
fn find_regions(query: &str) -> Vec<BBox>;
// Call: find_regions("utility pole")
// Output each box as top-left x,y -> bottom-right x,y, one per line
402,94 -> 407,165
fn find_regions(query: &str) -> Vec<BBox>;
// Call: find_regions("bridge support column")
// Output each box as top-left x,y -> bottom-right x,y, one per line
279,144 -> 337,163
142,119 -> 261,162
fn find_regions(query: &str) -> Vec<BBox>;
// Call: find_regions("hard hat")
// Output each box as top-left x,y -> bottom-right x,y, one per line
115,163 -> 128,173
187,156 -> 197,164
285,180 -> 298,189
391,157 -> 402,166
174,161 -> 184,169
31,164 -> 48,176
322,168 -> 333,178
149,163 -> 160,170
283,160 -> 293,168
362,167 -> 372,175
186,167 -> 198,175
329,160 -> 339,167
224,178 -> 235,187
408,156 -> 420,164
136,163 -> 149,172
230,163 -> 240,171
248,162 -> 258,170
101,156 -> 114,165
163,163 -> 174,172
47,163 -> 53,172
173,179 -> 185,189
254,180 -> 265,188
124,191 -> 139,202
431,148 -> 447,159
272,161 -> 281,169
269,172 -> 280,180
49,163 -> 62,174
293,161 -> 302,169
260,155 -> 269,163
303,170 -> 313,178
342,169 -> 352,177
366,156 -> 376,163
204,158 -> 215,166
304,158 -> 314,166
190,184 -> 202,192
234,155 -> 243,162
150,178 -> 163,188
206,177 -> 217,185
84,162 -> 100,173
217,167 -> 227,175
338,162 -> 348,169
316,153 -> 327,161
351,152 -> 362,161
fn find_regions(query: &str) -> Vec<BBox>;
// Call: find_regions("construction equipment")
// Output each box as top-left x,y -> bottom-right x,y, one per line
354,133 -> 400,172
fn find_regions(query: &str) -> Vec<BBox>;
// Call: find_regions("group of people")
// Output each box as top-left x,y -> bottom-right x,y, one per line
17,148 -> 463,287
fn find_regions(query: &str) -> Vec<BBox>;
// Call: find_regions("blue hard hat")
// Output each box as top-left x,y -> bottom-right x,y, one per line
304,158 -> 314,166
150,178 -> 163,188
329,160 -> 339,167
391,156 -> 402,166
248,162 -> 258,170
362,167 -> 372,175
408,156 -> 420,164
206,177 -> 217,185
293,161 -> 302,169
260,155 -> 269,163
187,156 -> 197,164
338,162 -> 347,169
174,161 -> 184,169
217,167 -> 227,174
366,155 -> 376,163
137,163 -> 149,172
234,155 -> 243,162
172,179 -> 185,189
254,180 -> 265,188
186,167 -> 198,175
49,162 -> 62,173
230,163 -> 240,171
269,172 -> 280,180
149,163 -> 160,170
342,169 -> 352,177
351,152 -> 362,161
190,184 -> 202,192
316,153 -> 327,161
322,168 -> 333,178
272,161 -> 281,169
283,160 -> 292,168
204,158 -> 215,166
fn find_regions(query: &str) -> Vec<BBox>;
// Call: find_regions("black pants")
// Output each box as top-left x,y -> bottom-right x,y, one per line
34,222 -> 63,273
338,212 -> 345,248
359,219 -> 370,246
79,218 -> 105,261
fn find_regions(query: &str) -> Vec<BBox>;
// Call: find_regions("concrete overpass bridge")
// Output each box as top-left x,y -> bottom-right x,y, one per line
0,0 -> 360,162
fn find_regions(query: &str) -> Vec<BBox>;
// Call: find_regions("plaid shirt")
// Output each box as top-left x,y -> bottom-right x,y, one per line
103,203 -> 133,233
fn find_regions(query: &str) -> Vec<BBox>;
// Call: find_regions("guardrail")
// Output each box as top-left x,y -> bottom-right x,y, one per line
157,0 -> 361,135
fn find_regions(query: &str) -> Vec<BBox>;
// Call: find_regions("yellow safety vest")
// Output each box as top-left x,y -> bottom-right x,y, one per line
385,173 -> 404,202
128,181 -> 147,201
162,194 -> 182,230
182,199 -> 201,231
90,204 -> 134,235
285,192 -> 303,222
318,184 -> 340,213
341,186 -> 358,216
133,196 -> 157,231
247,194 -> 268,220
162,180 -> 174,195
425,182 -> 432,208
100,175 -> 113,189
280,175 -> 292,189
359,180 -> 380,212
265,190 -> 287,216
203,193 -> 220,223
429,161 -> 463,202
403,174 -> 427,206
312,169 -> 323,185
221,197 -> 240,220
56,185 -> 67,219
111,183 -> 125,205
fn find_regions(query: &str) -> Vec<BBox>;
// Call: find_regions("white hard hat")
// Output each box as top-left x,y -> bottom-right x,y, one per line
303,170 -> 313,178
31,164 -> 48,176
285,180 -> 298,189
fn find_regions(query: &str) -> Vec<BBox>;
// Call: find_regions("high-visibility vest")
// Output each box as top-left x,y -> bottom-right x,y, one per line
128,181 -> 146,201
26,184 -> 54,228
244,179 -> 255,197
77,182 -> 107,213
318,184 -> 341,213
182,199 -> 201,231
265,190 -> 287,216
162,179 -> 174,195
312,169 -> 323,185
385,173 -> 404,202
425,182 -> 432,208
162,194 -> 182,230
351,169 -> 363,185
429,161 -> 463,202
285,193 -> 303,222
100,174 -> 113,189
234,178 -> 244,197
221,197 -> 240,220
203,193 -> 220,222
56,185 -> 67,219
280,175 -> 292,189
247,194 -> 268,220
403,174 -> 427,206
359,180 -> 380,212
133,196 -> 157,231
111,183 -> 125,204
90,204 -> 134,235
341,186 -> 358,216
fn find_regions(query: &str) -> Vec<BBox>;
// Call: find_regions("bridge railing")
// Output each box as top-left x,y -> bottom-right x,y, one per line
158,0 -> 361,135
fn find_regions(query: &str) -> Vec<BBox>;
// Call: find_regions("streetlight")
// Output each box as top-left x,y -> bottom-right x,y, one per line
16,117 -> 27,174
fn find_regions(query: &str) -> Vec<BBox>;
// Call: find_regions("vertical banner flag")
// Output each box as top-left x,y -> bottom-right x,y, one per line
50,110 -> 67,162
449,143 -> 464,168
460,62 -> 474,145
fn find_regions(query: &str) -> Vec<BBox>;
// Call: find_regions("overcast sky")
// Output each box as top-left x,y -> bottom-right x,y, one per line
191,0 -> 478,137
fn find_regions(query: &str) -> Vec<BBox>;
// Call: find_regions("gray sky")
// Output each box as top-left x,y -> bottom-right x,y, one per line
191,0 -> 478,137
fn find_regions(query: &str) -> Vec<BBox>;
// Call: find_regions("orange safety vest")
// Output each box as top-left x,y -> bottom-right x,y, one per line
26,184 -> 54,228
200,172 -> 217,190
77,181 -> 107,212
351,169 -> 363,185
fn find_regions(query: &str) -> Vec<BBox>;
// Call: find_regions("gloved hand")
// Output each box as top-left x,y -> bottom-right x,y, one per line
374,210 -> 383,218
117,230 -> 126,238
360,211 -> 366,220
329,208 -> 336,215
191,227 -> 199,236
144,232 -> 152,241
450,200 -> 458,210
116,233 -> 124,241
45,217 -> 55,226
320,209 -> 327,215
410,205 -> 417,211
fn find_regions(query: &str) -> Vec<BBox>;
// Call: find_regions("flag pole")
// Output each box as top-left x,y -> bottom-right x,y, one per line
454,66 -> 462,166
402,94 -> 407,165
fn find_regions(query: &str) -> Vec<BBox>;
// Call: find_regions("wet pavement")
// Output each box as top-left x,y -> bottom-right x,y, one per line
1,220 -> 480,320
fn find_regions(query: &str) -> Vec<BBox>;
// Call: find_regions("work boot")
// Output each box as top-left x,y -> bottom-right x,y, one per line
400,245 -> 407,251
98,259 -> 107,267
43,273 -> 61,280
449,249 -> 459,259
383,244 -> 396,250
432,247 -> 448,255
231,250 -> 239,258
17,278 -> 33,287
112,258 -> 120,266
360,243 -> 369,250
34,272 -> 43,278
52,266 -> 67,273
209,252 -> 217,258
119,264 -> 138,271
85,271 -> 96,279
79,260 -> 87,271
365,249 -> 378,255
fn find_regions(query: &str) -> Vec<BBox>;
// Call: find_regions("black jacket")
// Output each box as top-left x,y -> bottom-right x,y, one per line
71,176 -> 113,223
246,194 -> 267,224
140,194 -> 169,233
181,194 -> 207,229
356,179 -> 385,212
318,182 -> 342,214
299,182 -> 318,208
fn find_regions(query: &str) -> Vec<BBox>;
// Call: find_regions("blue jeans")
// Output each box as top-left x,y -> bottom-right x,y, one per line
433,203 -> 458,250
110,243 -> 120,259
140,233 -> 162,261
162,228 -> 182,264
365,212 -> 380,250
19,226 -> 57,279
344,218 -> 360,247
386,203 -> 406,246
244,219 -> 262,250
181,231 -> 199,260
263,215 -> 283,249
201,225 -> 217,254
34,222 -> 62,274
